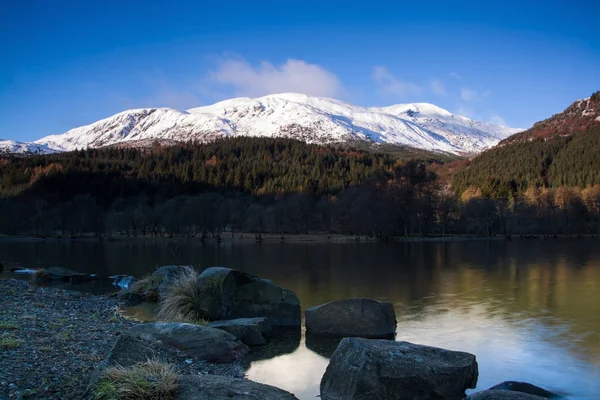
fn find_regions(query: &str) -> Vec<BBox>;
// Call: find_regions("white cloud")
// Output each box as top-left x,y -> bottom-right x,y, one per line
489,115 -> 507,127
429,79 -> 447,96
449,72 -> 462,79
205,56 -> 343,98
372,66 -> 422,98
460,87 -> 478,101
460,87 -> 491,102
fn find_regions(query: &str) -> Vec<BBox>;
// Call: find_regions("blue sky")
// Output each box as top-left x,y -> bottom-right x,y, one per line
1,0 -> 599,142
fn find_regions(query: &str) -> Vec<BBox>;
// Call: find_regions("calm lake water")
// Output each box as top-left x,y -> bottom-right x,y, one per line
1,238 -> 600,399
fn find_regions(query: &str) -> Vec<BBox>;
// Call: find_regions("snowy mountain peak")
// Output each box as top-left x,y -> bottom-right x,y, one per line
31,93 -> 522,155
0,139 -> 57,155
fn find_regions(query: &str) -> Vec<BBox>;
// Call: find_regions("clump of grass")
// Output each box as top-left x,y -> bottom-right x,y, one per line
0,336 -> 21,349
0,321 -> 19,330
35,268 -> 50,282
155,268 -> 208,325
94,359 -> 178,400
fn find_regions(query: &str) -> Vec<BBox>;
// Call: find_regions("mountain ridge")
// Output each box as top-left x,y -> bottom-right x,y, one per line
11,93 -> 521,155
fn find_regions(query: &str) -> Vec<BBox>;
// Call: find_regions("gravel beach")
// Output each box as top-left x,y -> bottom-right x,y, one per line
0,279 -> 245,400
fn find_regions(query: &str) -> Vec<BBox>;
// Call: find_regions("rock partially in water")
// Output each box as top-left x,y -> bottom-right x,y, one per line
197,267 -> 301,327
111,275 -> 137,290
467,390 -> 547,400
209,317 -> 272,346
40,267 -> 89,282
305,332 -> 343,358
178,374 -> 298,400
305,298 -> 396,338
10,267 -> 37,274
123,322 -> 249,362
0,262 -> 4,273
320,338 -> 478,400
487,382 -> 562,398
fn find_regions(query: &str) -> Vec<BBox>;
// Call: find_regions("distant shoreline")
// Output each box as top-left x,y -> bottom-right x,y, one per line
1,233 -> 598,245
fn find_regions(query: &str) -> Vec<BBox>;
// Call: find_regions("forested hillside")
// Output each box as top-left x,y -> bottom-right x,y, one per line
1,135 -> 599,239
452,124 -> 600,197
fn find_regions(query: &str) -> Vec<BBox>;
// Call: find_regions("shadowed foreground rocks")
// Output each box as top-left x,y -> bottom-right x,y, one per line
305,298 -> 396,338
118,322 -> 249,362
320,338 -> 478,400
178,375 -> 298,400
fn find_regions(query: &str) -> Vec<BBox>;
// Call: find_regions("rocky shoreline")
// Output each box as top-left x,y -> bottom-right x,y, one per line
0,279 -> 244,400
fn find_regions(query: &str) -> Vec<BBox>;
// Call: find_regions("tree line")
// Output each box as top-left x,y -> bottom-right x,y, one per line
1,137 -> 599,238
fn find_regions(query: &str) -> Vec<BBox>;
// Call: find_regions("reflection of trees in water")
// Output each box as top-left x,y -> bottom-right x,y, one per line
2,238 -> 600,360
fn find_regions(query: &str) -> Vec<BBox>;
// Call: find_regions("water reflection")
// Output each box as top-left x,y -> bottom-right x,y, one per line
1,238 -> 600,398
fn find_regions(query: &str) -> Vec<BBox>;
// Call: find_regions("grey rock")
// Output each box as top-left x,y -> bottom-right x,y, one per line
111,275 -> 137,290
320,338 -> 478,400
209,317 -> 272,346
124,322 -> 249,362
197,267 -> 301,326
177,374 -> 298,400
47,267 -> 87,281
305,298 -> 396,338
487,382 -> 561,398
467,390 -> 547,400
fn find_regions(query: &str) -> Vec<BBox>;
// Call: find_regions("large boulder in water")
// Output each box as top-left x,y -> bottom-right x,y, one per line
305,298 -> 396,338
208,317 -> 272,346
320,338 -> 478,400
466,390 -> 547,400
486,382 -> 561,398
196,267 -> 301,327
178,375 -> 298,400
121,322 -> 249,362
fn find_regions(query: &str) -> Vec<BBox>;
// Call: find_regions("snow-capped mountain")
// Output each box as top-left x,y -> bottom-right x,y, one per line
33,93 -> 522,155
0,139 -> 57,155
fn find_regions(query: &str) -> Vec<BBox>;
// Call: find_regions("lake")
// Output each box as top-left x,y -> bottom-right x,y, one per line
1,237 -> 600,398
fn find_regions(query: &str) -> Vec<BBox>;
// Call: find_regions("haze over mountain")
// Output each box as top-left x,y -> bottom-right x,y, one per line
2,94 -> 521,156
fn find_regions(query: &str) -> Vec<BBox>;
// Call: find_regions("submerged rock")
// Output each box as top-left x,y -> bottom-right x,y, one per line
305,298 -> 396,338
178,374 -> 298,400
487,382 -> 561,398
209,317 -> 272,346
123,322 -> 249,362
196,267 -> 301,326
46,267 -> 88,281
320,338 -> 478,400
467,390 -> 547,400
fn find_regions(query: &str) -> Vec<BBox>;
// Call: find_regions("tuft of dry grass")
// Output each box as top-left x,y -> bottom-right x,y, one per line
155,268 -> 208,325
95,359 -> 178,400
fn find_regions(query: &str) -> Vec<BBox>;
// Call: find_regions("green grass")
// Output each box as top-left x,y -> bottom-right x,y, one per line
0,321 -> 19,330
0,336 -> 21,349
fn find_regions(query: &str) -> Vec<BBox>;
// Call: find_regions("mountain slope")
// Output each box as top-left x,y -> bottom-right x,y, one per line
0,139 -> 57,155
500,91 -> 600,144
451,91 -> 600,197
33,93 -> 520,155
